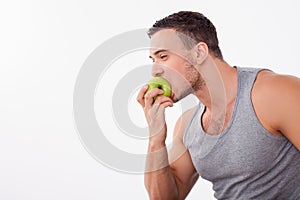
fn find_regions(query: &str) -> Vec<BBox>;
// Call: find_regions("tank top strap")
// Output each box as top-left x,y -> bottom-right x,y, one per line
236,66 -> 267,101
233,66 -> 278,140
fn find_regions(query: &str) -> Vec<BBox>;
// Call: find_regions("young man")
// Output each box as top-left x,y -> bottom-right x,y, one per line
137,11 -> 300,199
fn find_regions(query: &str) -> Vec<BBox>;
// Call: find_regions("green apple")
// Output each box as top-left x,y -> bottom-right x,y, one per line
146,77 -> 172,99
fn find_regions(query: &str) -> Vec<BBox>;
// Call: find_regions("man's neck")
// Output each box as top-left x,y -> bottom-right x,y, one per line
194,56 -> 238,112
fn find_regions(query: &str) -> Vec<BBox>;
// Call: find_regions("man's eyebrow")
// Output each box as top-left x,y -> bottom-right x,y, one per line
149,49 -> 168,59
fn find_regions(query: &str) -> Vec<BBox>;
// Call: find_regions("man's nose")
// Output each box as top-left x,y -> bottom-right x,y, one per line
151,64 -> 164,77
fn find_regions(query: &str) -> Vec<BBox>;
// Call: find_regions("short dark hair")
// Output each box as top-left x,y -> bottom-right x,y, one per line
148,11 -> 223,60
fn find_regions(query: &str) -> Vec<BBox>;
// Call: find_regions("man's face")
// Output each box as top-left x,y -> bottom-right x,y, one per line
149,29 -> 201,102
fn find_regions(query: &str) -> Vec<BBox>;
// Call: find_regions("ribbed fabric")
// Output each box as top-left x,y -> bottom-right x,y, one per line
183,67 -> 300,199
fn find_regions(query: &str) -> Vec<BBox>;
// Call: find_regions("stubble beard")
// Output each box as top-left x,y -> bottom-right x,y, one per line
175,64 -> 205,102
185,64 -> 205,94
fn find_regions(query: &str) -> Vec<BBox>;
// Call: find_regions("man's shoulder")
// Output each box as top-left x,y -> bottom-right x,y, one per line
173,105 -> 198,138
254,69 -> 300,97
252,69 -> 300,134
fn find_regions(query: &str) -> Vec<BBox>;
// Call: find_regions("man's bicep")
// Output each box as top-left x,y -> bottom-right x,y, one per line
254,73 -> 300,150
168,107 -> 199,199
169,136 -> 199,200
274,75 -> 300,150
170,150 -> 199,200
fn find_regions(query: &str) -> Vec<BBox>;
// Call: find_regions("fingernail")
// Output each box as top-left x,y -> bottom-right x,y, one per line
143,84 -> 148,89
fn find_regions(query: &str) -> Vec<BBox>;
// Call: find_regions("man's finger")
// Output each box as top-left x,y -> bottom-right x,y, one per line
136,84 -> 148,107
155,95 -> 174,105
144,88 -> 164,109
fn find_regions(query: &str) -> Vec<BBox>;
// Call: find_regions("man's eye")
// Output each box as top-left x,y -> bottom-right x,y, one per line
160,54 -> 167,59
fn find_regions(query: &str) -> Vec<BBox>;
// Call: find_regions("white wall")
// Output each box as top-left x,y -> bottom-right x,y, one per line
1,0 -> 300,199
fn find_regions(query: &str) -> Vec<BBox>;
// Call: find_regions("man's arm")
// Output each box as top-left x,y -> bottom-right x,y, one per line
252,71 -> 300,150
144,107 -> 199,200
169,107 -> 200,199
272,74 -> 300,150
137,84 -> 199,199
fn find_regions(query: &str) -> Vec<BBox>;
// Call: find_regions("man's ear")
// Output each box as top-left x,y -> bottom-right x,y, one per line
195,42 -> 209,65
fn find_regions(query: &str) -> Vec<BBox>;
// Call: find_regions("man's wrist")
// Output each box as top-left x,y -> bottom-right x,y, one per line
148,140 -> 166,152
145,142 -> 169,172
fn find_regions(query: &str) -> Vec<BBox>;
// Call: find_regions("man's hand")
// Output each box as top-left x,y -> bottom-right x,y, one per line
136,84 -> 173,147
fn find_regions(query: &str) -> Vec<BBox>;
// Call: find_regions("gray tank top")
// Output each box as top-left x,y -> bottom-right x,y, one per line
183,67 -> 300,199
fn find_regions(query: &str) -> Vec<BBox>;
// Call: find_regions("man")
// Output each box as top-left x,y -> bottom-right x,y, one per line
137,11 -> 300,199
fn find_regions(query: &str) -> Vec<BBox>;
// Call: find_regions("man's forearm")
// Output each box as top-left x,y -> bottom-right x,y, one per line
144,143 -> 179,200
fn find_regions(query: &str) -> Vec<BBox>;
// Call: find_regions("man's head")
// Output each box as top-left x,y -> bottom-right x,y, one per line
148,11 -> 223,102
148,11 -> 223,60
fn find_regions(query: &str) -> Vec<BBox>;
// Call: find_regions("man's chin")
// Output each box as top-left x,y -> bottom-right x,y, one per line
171,92 -> 177,103
171,92 -> 185,103
172,89 -> 194,103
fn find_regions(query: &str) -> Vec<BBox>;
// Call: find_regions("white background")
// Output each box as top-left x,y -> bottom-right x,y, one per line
1,0 -> 300,199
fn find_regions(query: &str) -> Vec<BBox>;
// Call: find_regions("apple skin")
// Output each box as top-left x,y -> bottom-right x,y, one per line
146,77 -> 172,99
